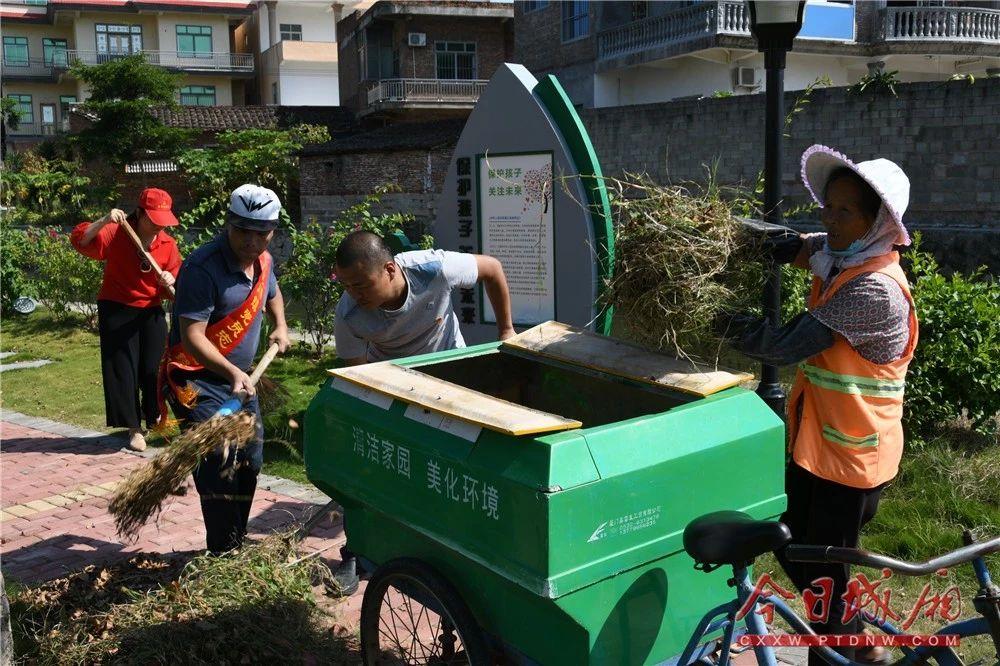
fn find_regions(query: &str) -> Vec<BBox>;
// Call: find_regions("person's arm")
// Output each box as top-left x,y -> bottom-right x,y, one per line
78,208 -> 126,246
474,255 -> 515,341
157,241 -> 181,299
70,209 -> 125,260
718,311 -> 835,367
333,301 -> 368,365
179,318 -> 255,397
265,285 -> 291,353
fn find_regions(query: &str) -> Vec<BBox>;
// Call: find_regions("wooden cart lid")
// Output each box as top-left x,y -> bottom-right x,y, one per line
502,321 -> 754,398
328,363 -> 582,436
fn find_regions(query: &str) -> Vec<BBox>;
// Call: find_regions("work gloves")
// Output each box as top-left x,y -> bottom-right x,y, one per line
736,217 -> 804,265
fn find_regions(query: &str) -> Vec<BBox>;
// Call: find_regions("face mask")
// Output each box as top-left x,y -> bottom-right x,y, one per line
828,238 -> 866,257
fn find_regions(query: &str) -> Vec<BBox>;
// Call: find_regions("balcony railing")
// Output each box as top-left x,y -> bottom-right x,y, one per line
5,121 -> 65,137
66,50 -> 254,72
598,1 -> 749,60
367,78 -> 489,106
879,6 -> 1000,42
1,57 -> 62,78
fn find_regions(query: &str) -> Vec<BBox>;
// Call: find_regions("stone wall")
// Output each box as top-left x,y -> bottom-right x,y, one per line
582,78 -> 1000,272
300,148 -> 453,240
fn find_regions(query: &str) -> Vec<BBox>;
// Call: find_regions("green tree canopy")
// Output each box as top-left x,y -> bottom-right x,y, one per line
69,54 -> 192,166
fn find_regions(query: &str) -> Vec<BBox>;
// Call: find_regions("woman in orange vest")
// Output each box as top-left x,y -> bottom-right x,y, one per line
720,145 -> 917,665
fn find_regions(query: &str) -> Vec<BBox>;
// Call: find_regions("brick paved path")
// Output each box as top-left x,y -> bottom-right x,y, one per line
0,412 -> 805,664
0,412 -> 346,585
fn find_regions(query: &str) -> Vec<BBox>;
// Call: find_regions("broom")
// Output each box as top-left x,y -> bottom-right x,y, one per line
120,217 -> 175,298
109,344 -> 281,540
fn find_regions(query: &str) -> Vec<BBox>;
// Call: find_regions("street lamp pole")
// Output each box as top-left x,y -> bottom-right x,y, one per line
747,1 -> 806,417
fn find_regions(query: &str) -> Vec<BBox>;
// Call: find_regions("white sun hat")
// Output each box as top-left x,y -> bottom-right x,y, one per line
800,144 -> 911,246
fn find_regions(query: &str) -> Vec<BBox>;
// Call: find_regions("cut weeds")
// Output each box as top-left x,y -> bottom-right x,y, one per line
11,533 -> 358,665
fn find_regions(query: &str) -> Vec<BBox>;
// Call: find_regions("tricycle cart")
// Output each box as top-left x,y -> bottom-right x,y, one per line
304,321 -> 786,665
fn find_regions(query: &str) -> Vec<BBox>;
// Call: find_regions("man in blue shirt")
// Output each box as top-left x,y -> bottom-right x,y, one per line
169,184 -> 291,554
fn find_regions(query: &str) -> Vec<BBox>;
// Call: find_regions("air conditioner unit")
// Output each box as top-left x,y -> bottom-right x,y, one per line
734,67 -> 760,88
408,32 -> 427,47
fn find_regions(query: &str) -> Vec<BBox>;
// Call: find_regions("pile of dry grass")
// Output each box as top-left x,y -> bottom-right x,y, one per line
12,534 -> 356,664
109,413 -> 257,540
602,174 -> 765,359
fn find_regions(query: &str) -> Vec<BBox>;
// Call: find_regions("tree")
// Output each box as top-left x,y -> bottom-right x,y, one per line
69,54 -> 192,167
175,124 -> 330,242
1,96 -> 22,161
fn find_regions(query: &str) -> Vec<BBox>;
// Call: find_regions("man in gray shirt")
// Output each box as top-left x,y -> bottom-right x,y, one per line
329,231 -> 513,594
333,231 -> 514,365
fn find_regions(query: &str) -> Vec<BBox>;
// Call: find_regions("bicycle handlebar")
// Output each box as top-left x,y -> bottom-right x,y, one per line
785,536 -> 1000,576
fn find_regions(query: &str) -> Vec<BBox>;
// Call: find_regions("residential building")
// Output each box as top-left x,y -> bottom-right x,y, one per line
336,0 -> 515,123
1,0 -> 255,145
515,0 -> 1000,108
240,0 -> 372,106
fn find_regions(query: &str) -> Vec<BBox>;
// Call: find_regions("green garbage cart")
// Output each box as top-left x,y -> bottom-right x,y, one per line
304,321 -> 786,665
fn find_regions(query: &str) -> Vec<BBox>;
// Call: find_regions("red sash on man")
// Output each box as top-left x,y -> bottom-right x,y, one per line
156,252 -> 272,428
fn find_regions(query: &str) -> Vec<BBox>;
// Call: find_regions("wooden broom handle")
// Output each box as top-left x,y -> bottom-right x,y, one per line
249,343 -> 280,387
120,219 -> 175,297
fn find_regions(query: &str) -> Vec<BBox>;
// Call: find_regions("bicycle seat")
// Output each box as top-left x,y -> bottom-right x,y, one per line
684,511 -> 792,569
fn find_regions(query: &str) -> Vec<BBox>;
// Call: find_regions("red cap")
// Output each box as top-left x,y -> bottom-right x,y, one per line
137,188 -> 179,227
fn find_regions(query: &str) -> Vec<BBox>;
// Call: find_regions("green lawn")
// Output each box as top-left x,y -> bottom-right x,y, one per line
0,310 -> 333,485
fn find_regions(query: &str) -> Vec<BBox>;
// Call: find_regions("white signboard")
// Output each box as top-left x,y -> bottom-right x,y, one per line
478,152 -> 555,325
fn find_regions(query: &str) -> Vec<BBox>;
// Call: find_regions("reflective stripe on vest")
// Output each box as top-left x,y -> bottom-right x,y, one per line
800,363 -> 906,399
822,424 -> 880,449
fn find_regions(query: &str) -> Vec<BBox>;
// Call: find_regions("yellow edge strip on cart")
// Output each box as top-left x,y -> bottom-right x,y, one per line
501,345 -> 753,398
327,369 -> 583,437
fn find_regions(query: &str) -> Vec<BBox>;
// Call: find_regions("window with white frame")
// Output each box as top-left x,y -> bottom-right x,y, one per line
435,42 -> 476,80
561,1 -> 589,42
96,24 -> 142,55
280,24 -> 302,41
7,94 -> 33,123
272,82 -> 279,104
180,85 -> 216,106
3,37 -> 29,66
177,25 -> 212,58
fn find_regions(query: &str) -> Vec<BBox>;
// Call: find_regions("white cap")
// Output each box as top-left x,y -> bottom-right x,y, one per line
229,184 -> 282,230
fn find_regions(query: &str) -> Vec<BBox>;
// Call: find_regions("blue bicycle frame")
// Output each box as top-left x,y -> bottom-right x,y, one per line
677,552 -> 998,666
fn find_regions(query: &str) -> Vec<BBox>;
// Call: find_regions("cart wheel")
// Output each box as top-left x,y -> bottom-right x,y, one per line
360,558 -> 490,666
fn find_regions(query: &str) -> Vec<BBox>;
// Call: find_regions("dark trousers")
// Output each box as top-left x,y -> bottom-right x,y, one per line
775,462 -> 886,666
172,375 -> 264,555
97,300 -> 167,429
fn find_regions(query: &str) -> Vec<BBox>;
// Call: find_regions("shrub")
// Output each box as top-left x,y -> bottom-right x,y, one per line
903,234 -> 1000,437
0,226 -> 38,314
0,153 -> 116,228
32,228 -> 104,329
281,186 -> 421,356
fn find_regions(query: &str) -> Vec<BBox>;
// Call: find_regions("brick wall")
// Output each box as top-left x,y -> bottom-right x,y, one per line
392,16 -> 510,80
337,11 -> 513,115
514,1 -> 595,106
581,78 -> 1000,271
300,147 -> 453,239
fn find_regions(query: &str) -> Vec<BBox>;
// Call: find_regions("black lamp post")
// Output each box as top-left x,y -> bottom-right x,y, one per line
747,0 -> 806,417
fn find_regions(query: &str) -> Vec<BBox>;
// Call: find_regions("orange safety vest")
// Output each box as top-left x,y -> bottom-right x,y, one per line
787,251 -> 918,489
155,252 -> 272,428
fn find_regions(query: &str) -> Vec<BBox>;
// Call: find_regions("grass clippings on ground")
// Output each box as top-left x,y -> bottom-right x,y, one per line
11,534 -> 358,665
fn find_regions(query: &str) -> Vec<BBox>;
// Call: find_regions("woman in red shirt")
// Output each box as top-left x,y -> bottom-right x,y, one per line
71,188 -> 182,451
